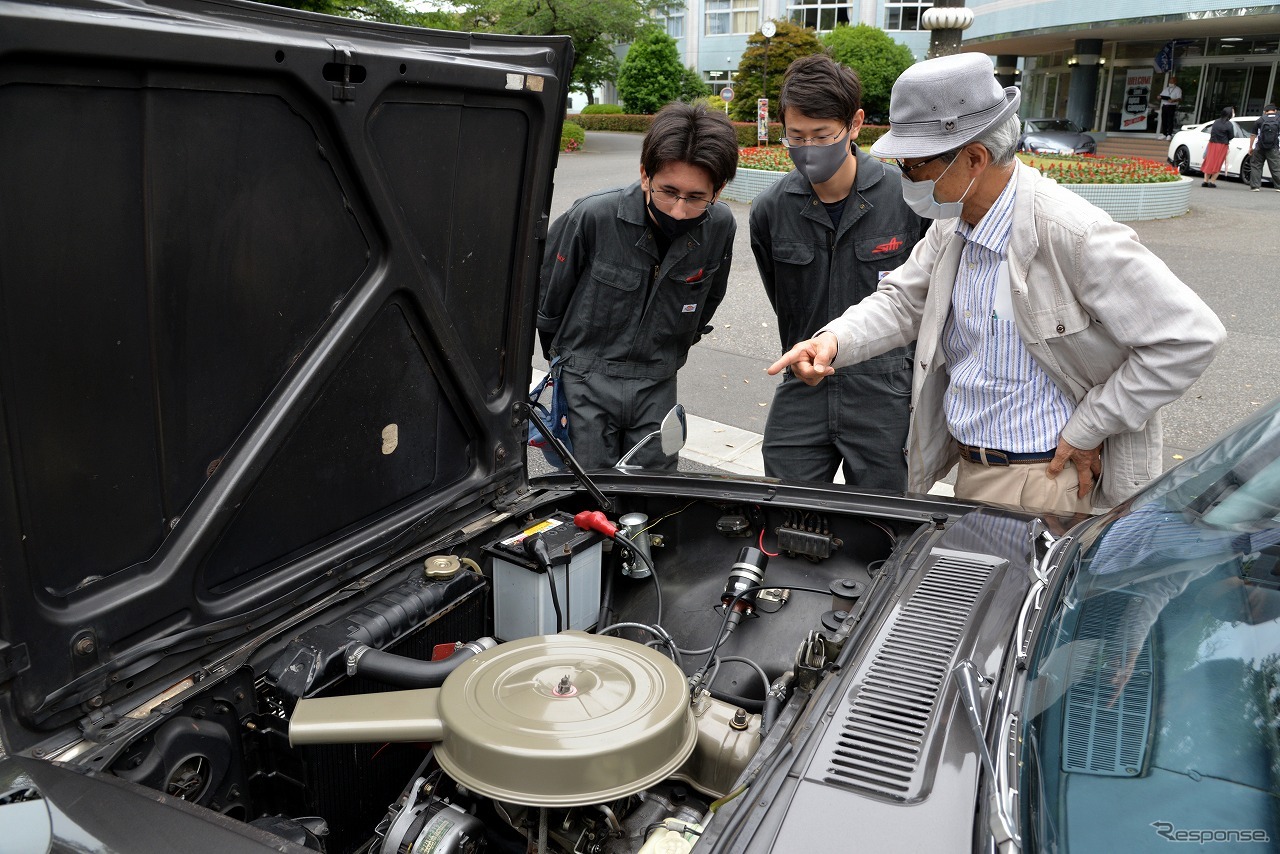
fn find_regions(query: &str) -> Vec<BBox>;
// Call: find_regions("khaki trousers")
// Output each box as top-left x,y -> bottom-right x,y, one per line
954,457 -> 1095,515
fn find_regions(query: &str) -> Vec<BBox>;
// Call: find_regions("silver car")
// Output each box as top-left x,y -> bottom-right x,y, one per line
1017,117 -> 1098,155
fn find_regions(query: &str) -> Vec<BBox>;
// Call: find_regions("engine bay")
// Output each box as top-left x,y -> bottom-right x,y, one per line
57,492 -> 922,854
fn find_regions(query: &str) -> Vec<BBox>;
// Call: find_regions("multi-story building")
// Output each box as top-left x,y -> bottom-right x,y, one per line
626,1 -> 1279,133
641,0 -> 931,99
966,2 -> 1279,132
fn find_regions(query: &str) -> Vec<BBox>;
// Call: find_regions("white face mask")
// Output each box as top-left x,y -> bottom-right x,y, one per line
900,154 -> 976,219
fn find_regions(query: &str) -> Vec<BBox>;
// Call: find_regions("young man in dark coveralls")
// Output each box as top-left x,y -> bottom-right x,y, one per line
537,102 -> 738,469
750,55 -> 924,488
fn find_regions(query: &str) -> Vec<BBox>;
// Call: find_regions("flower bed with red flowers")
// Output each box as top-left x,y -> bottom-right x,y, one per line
737,146 -> 795,172
1018,153 -> 1180,184
737,148 -> 1180,185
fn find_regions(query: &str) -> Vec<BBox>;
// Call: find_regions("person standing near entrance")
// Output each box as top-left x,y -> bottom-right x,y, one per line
1248,103 -> 1280,192
537,102 -> 738,469
750,54 -> 924,488
1159,75 -> 1182,139
1201,106 -> 1234,188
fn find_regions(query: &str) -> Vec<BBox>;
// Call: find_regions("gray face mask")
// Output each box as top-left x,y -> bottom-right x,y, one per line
787,130 -> 852,186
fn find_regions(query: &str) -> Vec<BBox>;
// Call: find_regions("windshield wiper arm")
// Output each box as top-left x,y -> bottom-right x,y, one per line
953,659 -> 1022,848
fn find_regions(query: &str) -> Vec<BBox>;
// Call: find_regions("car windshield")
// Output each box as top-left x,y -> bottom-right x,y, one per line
1030,119 -> 1082,133
1020,401 -> 1280,851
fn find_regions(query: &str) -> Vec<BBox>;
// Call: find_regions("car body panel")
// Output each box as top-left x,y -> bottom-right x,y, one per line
0,754 -> 318,853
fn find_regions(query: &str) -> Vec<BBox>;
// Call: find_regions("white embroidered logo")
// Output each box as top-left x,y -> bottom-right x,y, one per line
682,304 -> 698,313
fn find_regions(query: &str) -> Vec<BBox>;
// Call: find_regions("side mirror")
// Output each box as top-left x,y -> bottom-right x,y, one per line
659,404 -> 688,456
616,404 -> 687,469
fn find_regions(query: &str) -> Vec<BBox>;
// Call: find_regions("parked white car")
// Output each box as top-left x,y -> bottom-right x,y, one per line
1168,116 -> 1274,184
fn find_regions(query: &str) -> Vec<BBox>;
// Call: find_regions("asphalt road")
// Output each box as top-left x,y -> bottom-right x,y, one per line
548,130 -> 1280,468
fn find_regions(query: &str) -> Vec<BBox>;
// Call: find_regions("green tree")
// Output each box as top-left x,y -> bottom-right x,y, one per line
617,28 -> 688,114
823,24 -> 915,119
680,63 -> 711,103
573,44 -> 620,105
266,0 -> 462,29
728,19 -> 823,122
463,0 -> 669,103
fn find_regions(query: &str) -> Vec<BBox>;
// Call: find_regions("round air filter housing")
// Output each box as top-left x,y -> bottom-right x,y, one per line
434,632 -> 695,807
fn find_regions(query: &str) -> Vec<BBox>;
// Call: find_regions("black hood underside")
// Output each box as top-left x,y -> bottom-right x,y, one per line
0,0 -> 571,738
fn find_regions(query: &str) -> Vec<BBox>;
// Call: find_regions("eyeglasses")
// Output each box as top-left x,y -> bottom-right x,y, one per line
779,127 -> 848,149
894,151 -> 955,181
650,189 -> 713,213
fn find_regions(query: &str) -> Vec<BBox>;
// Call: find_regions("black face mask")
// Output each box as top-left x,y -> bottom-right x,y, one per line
646,195 -> 708,239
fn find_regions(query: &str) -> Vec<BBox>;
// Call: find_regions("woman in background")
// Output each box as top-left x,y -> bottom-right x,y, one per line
1201,106 -> 1235,188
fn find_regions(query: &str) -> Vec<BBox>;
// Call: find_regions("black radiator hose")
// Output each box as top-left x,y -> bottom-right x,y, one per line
345,637 -> 497,688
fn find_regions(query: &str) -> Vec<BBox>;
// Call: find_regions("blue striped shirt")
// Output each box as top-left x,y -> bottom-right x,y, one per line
940,177 -> 1075,452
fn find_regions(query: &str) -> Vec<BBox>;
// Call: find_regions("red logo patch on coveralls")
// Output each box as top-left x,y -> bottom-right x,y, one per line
872,237 -> 902,254
682,304 -> 698,313
556,253 -> 567,262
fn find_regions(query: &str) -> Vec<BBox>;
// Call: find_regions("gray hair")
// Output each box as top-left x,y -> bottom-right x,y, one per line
970,114 -> 1022,165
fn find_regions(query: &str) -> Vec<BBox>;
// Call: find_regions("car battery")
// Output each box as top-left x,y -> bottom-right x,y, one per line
484,511 -> 603,639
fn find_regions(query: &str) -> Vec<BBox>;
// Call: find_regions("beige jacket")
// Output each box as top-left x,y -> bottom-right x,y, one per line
819,162 -> 1225,508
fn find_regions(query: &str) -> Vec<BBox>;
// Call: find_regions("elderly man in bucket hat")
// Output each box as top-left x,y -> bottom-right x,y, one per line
769,53 -> 1225,513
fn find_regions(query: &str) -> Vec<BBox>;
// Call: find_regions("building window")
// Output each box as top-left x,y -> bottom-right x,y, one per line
788,0 -> 850,33
663,11 -> 684,39
884,1 -> 931,32
706,0 -> 758,36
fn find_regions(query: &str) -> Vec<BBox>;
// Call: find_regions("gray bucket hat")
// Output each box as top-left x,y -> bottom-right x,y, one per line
870,53 -> 1020,160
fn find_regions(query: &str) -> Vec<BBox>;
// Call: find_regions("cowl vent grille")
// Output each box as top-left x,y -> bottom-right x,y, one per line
816,548 -> 1003,801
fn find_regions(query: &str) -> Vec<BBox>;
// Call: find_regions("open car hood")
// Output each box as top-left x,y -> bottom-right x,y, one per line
0,0 -> 571,736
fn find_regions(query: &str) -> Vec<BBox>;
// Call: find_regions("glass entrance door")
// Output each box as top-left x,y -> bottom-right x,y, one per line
1200,64 -> 1275,121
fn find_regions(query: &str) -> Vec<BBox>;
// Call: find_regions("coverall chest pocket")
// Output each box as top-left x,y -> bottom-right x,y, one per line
668,261 -> 720,334
771,241 -> 815,268
588,259 -> 647,333
854,232 -> 911,266
770,242 -> 818,318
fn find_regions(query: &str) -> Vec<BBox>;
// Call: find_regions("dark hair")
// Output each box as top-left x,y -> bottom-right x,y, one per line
1266,104 -> 1278,112
778,53 -> 862,127
641,102 -> 738,189
1220,106 -> 1234,120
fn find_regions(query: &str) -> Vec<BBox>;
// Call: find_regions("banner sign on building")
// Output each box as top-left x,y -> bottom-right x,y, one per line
1120,67 -> 1152,132
758,98 -> 769,142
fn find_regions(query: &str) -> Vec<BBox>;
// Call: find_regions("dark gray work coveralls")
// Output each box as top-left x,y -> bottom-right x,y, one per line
537,181 -> 734,469
749,148 -> 922,489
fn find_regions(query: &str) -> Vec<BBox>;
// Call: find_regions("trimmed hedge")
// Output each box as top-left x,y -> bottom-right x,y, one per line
580,103 -> 624,115
569,113 -> 889,152
569,113 -> 655,133
734,122 -> 784,147
561,121 -> 585,153
858,125 -> 889,148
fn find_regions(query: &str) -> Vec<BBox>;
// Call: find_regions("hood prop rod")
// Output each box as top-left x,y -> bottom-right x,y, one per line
516,400 -> 612,513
